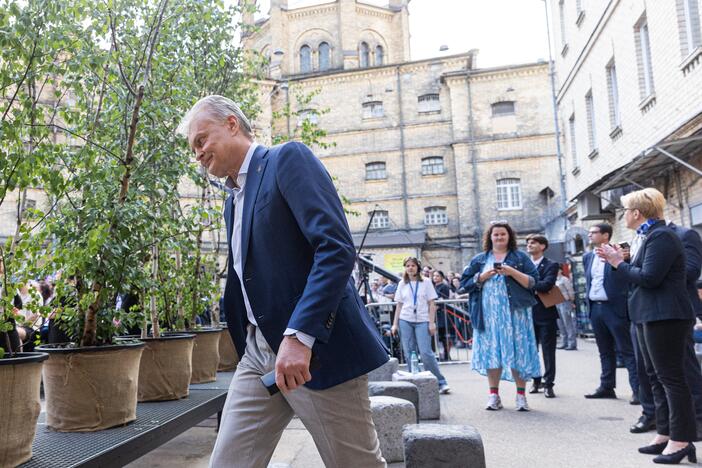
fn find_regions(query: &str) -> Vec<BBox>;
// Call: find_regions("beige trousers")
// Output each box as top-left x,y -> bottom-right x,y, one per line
209,325 -> 386,468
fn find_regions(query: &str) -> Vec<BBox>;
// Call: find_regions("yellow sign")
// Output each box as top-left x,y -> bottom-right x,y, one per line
384,253 -> 414,273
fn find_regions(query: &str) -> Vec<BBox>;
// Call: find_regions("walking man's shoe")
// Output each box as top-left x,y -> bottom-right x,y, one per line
630,415 -> 656,433
529,382 -> 541,394
584,387 -> 617,399
544,387 -> 556,398
629,394 -> 641,405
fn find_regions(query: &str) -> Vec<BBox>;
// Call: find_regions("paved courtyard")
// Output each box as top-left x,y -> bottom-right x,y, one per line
127,339 -> 683,468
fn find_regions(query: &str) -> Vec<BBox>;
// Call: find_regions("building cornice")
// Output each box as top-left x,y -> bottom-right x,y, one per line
442,61 -> 548,83
355,4 -> 395,21
287,3 -> 338,19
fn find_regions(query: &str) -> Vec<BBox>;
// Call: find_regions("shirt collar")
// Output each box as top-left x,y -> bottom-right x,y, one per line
225,141 -> 258,189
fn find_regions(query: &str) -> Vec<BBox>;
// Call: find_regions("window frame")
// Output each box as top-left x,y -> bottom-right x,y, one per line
421,156 -> 445,176
365,161 -> 387,180
424,206 -> 448,226
635,17 -> 655,99
417,93 -> 441,113
375,45 -> 384,66
297,109 -> 319,126
362,101 -> 384,119
606,60 -> 621,130
369,210 -> 390,230
300,44 -> 312,73
491,100 -> 516,117
496,178 -> 522,211
585,90 -> 597,153
568,113 -> 578,169
360,42 -> 370,68
319,41 -> 331,71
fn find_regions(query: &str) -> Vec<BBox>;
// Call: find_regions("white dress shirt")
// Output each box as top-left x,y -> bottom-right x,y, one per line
230,142 -> 315,349
588,254 -> 609,301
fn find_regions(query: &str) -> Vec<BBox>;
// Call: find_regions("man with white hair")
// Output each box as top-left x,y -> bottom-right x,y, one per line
178,95 -> 389,467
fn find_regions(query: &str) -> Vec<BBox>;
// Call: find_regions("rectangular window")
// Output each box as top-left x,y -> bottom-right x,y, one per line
424,207 -> 448,225
421,156 -> 445,176
370,210 -> 389,229
569,114 -> 578,167
576,0 -> 583,14
496,179 -> 522,210
362,101 -> 384,119
365,162 -> 387,180
417,94 -> 441,113
585,90 -> 597,152
635,17 -> 655,99
297,109 -> 319,126
491,101 -> 515,117
679,0 -> 702,57
606,61 -> 621,130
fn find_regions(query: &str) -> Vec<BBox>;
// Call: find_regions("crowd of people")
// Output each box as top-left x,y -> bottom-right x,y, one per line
454,187 -> 700,465
368,186 -> 702,464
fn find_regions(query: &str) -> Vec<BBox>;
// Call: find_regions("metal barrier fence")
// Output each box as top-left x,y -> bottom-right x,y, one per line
364,298 -> 473,364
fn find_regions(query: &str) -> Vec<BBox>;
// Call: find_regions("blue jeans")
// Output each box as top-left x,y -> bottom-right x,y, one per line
399,319 -> 447,385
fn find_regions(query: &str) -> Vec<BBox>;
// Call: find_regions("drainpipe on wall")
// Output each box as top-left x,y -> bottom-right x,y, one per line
396,66 -> 409,229
466,72 -> 481,240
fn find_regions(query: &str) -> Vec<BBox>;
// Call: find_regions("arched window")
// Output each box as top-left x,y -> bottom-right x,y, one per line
300,45 -> 311,73
375,45 -> 384,65
360,42 -> 370,68
319,42 -> 330,71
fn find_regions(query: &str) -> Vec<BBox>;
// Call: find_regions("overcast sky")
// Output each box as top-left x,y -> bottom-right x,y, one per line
253,0 -> 551,68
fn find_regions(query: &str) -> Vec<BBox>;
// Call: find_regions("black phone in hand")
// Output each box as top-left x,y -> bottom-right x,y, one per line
493,262 -> 503,269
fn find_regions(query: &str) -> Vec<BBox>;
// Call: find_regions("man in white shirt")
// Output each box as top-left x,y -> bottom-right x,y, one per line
582,223 -> 639,402
179,95 -> 388,467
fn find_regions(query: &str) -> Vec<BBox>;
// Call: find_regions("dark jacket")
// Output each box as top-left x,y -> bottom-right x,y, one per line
531,256 -> 559,323
222,143 -> 388,390
669,222 -> 702,318
613,220 -> 694,324
583,251 -> 629,319
460,249 -> 539,331
434,282 -> 450,328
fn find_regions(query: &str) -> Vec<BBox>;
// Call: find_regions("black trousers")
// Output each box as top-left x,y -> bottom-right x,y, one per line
590,302 -> 638,393
636,320 -> 697,441
533,319 -> 557,388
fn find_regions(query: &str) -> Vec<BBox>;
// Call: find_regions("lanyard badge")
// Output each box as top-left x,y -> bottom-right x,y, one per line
408,280 -> 419,315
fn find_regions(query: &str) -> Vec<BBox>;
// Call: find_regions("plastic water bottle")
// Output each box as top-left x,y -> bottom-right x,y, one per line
410,351 -> 419,374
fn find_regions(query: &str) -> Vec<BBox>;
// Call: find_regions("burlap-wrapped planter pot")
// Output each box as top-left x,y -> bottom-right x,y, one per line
37,341 -> 145,432
130,334 -> 195,402
218,325 -> 239,372
0,352 -> 48,467
190,328 -> 221,383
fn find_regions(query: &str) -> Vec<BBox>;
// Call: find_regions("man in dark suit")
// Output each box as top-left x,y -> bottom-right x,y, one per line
630,222 -> 702,436
179,95 -> 389,467
583,223 -> 639,401
526,234 -> 559,398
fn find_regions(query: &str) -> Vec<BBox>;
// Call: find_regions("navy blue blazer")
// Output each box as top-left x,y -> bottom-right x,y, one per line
583,250 -> 628,319
221,142 -> 388,390
613,220 -> 694,324
531,256 -> 559,323
669,222 -> 702,317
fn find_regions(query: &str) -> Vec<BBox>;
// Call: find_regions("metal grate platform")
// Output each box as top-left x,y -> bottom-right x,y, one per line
20,372 -> 234,468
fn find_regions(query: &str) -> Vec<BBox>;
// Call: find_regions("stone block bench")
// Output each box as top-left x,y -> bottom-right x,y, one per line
368,357 -> 399,382
392,371 -> 439,420
403,424 -> 485,468
370,396 -> 415,463
368,381 -> 419,422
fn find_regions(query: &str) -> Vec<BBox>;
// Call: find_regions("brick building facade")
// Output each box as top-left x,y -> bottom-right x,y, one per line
243,0 -> 561,272
548,0 -> 702,246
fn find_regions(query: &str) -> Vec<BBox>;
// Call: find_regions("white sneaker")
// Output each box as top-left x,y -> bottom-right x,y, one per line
439,384 -> 451,394
516,394 -> 530,412
485,394 -> 503,410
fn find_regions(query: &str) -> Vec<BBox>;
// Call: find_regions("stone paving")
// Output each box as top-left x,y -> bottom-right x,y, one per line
127,339 -> 680,468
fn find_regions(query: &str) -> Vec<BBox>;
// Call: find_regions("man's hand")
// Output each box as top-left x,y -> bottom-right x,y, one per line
275,336 -> 312,393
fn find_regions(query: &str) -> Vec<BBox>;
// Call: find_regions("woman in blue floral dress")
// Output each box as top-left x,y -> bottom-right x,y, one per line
460,222 -> 540,411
